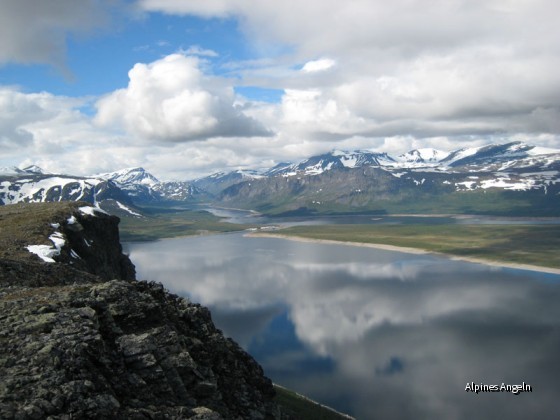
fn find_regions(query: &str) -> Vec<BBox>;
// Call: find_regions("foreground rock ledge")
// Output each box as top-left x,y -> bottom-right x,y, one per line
0,202 -> 282,419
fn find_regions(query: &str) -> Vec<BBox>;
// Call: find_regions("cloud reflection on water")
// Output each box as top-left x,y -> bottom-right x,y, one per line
129,233 -> 560,419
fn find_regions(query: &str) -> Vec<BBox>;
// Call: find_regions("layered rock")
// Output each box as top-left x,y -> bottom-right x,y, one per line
0,202 -> 281,419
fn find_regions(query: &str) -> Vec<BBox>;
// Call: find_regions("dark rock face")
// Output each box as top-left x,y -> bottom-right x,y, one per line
0,281 -> 277,419
56,207 -> 136,282
0,202 -> 281,419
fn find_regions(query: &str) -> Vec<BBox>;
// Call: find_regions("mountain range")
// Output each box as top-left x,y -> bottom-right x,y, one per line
1,141 -> 559,216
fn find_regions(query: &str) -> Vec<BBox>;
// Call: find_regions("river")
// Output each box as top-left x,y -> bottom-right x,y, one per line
126,227 -> 560,419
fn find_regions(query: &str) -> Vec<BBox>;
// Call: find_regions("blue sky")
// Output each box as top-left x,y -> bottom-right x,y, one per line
0,13 -> 251,97
1,0 -> 559,180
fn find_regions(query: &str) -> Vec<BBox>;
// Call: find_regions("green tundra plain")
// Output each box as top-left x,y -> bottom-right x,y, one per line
271,223 -> 560,270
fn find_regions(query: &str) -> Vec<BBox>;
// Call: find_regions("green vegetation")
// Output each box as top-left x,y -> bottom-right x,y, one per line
275,224 -> 560,270
118,207 -> 249,242
0,201 -> 84,260
243,187 -> 560,217
273,385 -> 353,420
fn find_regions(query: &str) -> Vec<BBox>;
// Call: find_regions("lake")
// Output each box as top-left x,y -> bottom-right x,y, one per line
126,231 -> 560,419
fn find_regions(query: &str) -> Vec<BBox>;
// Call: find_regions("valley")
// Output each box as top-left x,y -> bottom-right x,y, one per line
2,140 -> 559,270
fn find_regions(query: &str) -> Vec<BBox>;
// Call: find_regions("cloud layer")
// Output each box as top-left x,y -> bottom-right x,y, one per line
1,1 -> 560,179
141,0 -> 560,141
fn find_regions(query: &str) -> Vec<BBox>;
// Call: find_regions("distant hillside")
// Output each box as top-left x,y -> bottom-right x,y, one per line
214,142 -> 560,216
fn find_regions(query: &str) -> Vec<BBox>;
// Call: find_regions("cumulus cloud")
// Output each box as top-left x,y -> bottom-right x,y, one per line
95,54 -> 270,141
0,0 -> 112,67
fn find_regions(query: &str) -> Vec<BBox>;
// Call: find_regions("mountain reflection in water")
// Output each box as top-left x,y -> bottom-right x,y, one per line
127,233 -> 560,419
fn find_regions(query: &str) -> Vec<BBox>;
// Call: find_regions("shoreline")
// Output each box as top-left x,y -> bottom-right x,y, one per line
246,232 -> 560,275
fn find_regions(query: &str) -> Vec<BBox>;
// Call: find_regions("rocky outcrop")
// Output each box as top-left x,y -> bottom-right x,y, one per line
0,202 -> 135,288
0,202 -> 281,419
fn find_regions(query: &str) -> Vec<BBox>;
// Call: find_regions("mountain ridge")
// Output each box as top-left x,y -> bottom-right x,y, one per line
2,141 -> 559,216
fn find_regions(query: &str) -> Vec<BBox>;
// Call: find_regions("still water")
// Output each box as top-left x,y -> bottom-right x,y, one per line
126,232 -> 560,419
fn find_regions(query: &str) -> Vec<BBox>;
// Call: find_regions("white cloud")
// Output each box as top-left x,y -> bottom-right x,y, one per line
301,58 -> 336,73
95,54 -> 269,141
0,88 -> 95,150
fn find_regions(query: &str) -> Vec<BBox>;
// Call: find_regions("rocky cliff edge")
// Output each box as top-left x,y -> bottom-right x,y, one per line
0,202 -> 280,419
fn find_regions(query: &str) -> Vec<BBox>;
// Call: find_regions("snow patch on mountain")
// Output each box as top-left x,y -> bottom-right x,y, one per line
115,201 -> 142,217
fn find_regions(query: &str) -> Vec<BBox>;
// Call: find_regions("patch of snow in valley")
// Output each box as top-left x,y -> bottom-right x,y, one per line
480,178 -> 535,190
455,181 -> 477,190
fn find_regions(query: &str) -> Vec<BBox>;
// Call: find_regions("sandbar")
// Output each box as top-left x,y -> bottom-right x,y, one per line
246,232 -> 560,275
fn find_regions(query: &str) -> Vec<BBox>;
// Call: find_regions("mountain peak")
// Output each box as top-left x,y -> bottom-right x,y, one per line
398,148 -> 449,164
22,165 -> 48,174
97,167 -> 159,186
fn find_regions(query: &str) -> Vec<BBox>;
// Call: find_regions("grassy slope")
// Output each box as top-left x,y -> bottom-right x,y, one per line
239,184 -> 560,217
275,224 -> 560,269
273,385 -> 353,420
0,201 -> 85,261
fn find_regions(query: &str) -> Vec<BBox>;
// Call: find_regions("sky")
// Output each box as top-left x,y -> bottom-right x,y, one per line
1,0 -> 560,180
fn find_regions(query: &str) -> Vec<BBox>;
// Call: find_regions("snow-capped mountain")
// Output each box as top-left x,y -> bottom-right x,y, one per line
97,167 -> 159,187
151,181 -> 205,201
0,172 -> 131,210
2,141 -> 559,217
264,150 -> 395,177
95,168 -> 160,202
97,167 -> 204,203
0,166 -> 201,217
439,142 -> 557,168
396,148 -> 450,166
257,141 -> 559,179
210,141 -> 560,216
192,169 -> 264,196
